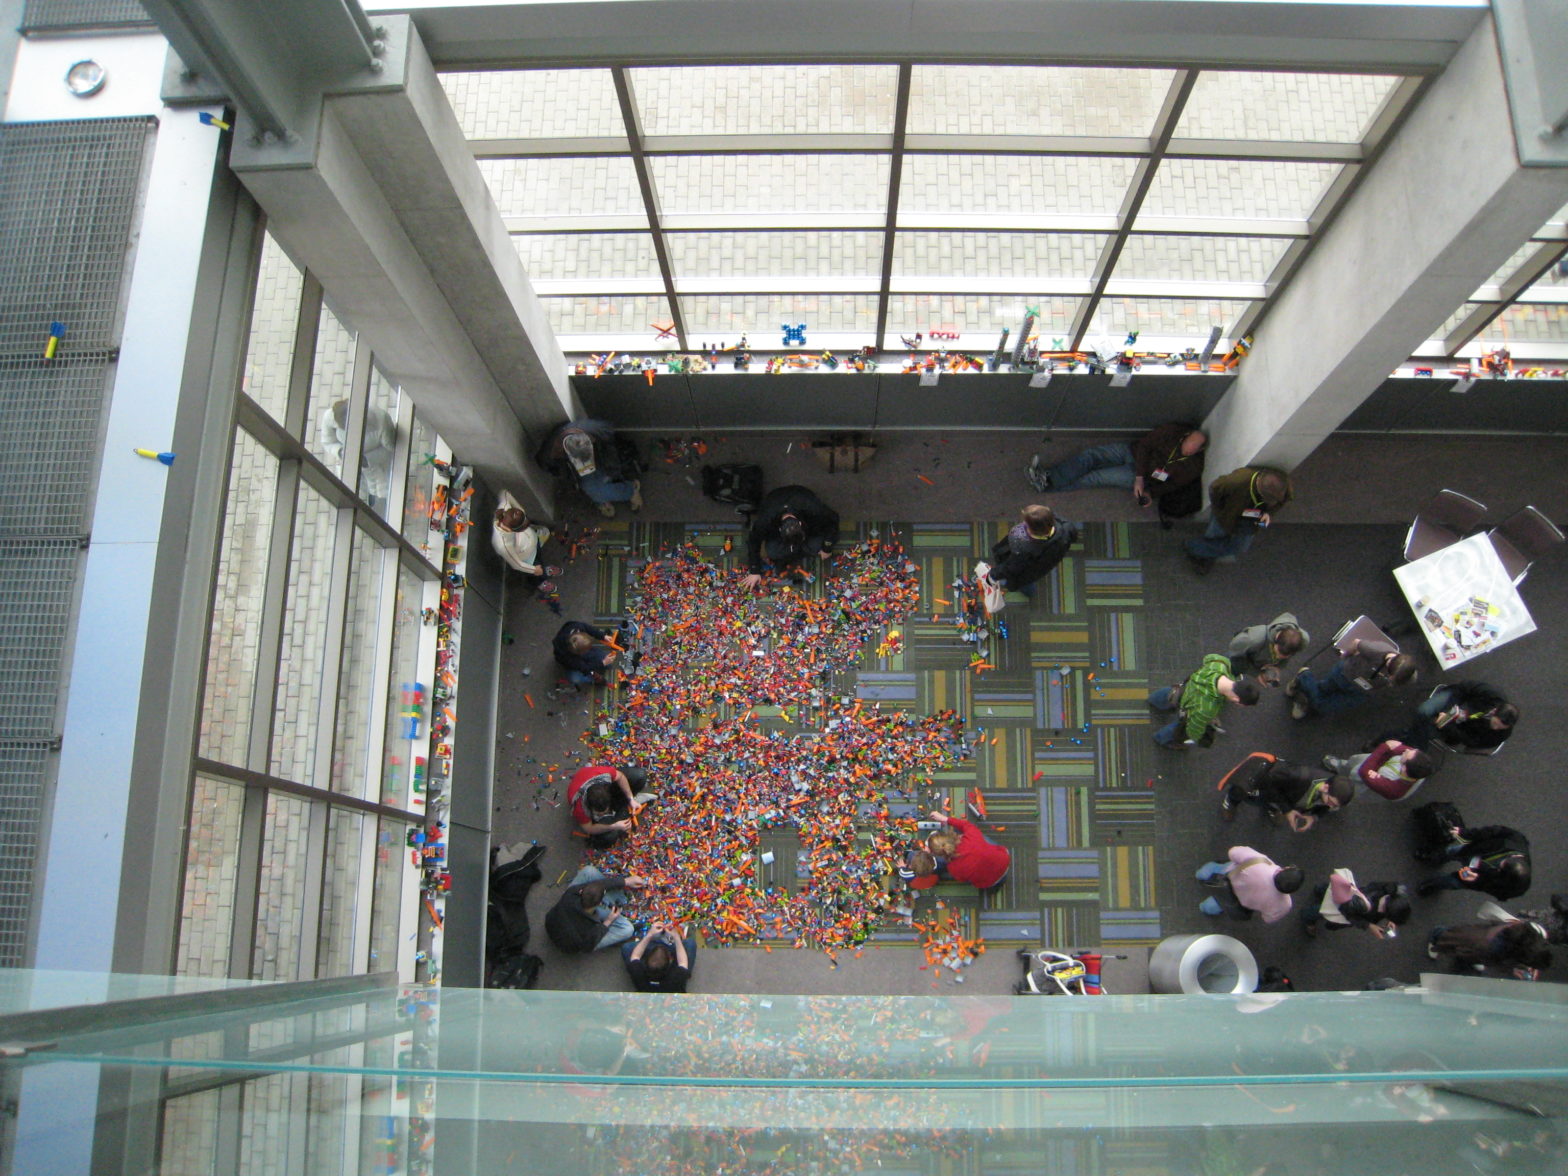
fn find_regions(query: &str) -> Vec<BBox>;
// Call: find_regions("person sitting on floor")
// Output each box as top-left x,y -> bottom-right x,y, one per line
1428,918 -> 1552,980
1028,423 -> 1207,522
544,866 -> 648,953
553,620 -> 620,689
1287,637 -> 1416,720
566,763 -> 656,849
902,811 -> 1011,894
537,419 -> 642,518
1323,739 -> 1435,801
623,921 -> 696,993
1217,752 -> 1353,832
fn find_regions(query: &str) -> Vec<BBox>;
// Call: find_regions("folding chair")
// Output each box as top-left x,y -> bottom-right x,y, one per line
1488,505 -> 1565,585
1402,489 -> 1487,563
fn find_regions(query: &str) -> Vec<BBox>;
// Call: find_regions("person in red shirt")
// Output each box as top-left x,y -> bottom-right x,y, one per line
905,810 -> 1011,893
567,763 -> 655,849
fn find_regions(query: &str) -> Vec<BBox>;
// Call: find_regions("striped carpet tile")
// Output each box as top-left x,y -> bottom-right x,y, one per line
1039,785 -> 1091,848
1091,791 -> 1157,844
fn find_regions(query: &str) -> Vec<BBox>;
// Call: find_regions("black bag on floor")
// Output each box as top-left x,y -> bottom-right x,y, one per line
613,434 -> 647,477
701,463 -> 763,511
486,847 -> 545,988
1411,800 -> 1465,864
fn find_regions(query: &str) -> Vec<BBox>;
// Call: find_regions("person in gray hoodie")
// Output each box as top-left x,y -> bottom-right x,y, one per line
1228,612 -> 1309,688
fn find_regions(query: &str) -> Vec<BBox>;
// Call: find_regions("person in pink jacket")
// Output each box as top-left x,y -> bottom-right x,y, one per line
1195,846 -> 1303,922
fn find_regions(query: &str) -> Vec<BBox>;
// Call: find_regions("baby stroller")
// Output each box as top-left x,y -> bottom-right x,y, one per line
1014,947 -> 1125,995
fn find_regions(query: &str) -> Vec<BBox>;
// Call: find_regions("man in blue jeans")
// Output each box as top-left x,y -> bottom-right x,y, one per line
1185,466 -> 1292,575
1029,423 -> 1207,513
1287,637 -> 1416,720
544,865 -> 647,953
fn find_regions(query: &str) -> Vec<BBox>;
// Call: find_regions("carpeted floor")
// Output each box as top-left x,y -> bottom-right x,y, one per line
492,431 -> 1567,997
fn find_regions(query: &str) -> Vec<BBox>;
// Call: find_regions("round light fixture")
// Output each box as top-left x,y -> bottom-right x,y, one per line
65,60 -> 107,98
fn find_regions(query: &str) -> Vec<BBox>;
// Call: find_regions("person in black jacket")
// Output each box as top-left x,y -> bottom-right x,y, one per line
986,505 -> 1079,597
1406,681 -> 1519,752
1300,872 -> 1410,938
1217,752 -> 1353,832
742,485 -> 840,590
544,867 -> 647,953
553,620 -> 619,688
1416,822 -> 1531,900
622,922 -> 696,993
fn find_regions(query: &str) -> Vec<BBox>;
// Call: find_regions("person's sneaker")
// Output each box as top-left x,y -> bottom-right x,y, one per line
1026,456 -> 1051,492
1284,671 -> 1303,699
1220,796 -> 1237,822
1322,755 -> 1347,774
596,501 -> 616,518
629,480 -> 644,512
1290,697 -> 1310,720
1427,941 -> 1440,959
1185,552 -> 1214,576
536,581 -> 556,594
543,565 -> 563,578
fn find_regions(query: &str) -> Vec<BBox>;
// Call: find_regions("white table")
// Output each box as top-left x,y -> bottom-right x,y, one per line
1393,532 -> 1536,667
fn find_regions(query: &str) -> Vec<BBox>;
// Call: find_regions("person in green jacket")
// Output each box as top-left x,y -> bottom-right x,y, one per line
1148,653 -> 1260,748
1185,466 -> 1292,575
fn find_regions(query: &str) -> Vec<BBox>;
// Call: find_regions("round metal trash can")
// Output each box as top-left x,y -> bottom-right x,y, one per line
1148,933 -> 1259,994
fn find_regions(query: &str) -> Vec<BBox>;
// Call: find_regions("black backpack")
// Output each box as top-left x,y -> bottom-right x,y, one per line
486,847 -> 545,988
701,463 -> 763,511
1411,801 -> 1465,864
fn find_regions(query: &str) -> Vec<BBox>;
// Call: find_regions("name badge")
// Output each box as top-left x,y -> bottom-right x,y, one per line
1150,468 -> 1170,482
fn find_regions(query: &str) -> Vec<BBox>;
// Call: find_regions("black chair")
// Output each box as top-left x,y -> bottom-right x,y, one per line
1488,505 -> 1565,585
1424,684 -> 1504,760
1402,489 -> 1487,563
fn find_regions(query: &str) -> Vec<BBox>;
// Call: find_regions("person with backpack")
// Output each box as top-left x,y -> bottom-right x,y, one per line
1415,821 -> 1531,901
1217,752 -> 1353,831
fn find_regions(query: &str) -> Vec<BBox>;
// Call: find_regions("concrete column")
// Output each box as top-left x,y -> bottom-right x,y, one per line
1203,15 -> 1568,480
226,15 -> 571,517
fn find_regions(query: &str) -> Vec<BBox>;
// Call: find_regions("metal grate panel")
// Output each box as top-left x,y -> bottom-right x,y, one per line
0,118 -> 154,356
20,0 -> 152,31
0,541 -> 83,736
0,364 -> 116,536
0,745 -> 55,966
0,118 -> 152,965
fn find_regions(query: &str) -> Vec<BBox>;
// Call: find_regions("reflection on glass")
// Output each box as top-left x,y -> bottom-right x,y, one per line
1176,71 -> 1402,143
303,304 -> 357,476
330,527 -> 384,799
270,482 -> 337,785
241,233 -> 304,424
239,1070 -> 304,1173
380,561 -> 426,810
359,368 -> 401,518
199,429 -> 278,766
1090,297 -> 1252,338
680,295 -> 877,336
1140,159 -> 1342,221
540,295 -> 674,337
1477,303 -> 1568,343
252,792 -> 312,981
649,155 -> 889,216
478,157 -> 645,220
439,68 -> 623,139
305,1065 -> 362,1170
513,232 -> 661,282
908,65 -> 1174,136
893,232 -> 1107,280
160,1090 -> 221,1174
175,776 -> 245,978
316,809 -> 365,978
401,413 -> 439,552
668,231 -> 883,279
886,295 -> 1080,338
367,815 -> 405,974
900,156 -> 1136,216
1113,236 -> 1290,284
632,65 -> 898,135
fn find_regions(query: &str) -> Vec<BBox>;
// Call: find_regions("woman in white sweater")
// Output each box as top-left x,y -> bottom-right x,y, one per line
491,490 -> 557,581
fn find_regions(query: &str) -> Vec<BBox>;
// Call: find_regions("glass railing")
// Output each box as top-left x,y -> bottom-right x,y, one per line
3,970 -> 1566,1174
